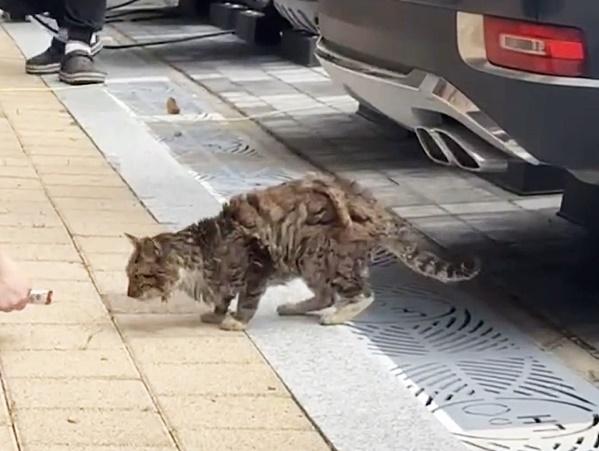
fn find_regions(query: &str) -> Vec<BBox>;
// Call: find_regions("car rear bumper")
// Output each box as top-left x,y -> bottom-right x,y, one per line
317,0 -> 599,174
316,40 -> 537,169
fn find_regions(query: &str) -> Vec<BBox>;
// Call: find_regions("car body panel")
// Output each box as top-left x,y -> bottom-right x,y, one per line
318,0 -> 599,171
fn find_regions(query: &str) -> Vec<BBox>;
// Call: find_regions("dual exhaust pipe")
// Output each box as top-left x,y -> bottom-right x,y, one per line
415,124 -> 509,173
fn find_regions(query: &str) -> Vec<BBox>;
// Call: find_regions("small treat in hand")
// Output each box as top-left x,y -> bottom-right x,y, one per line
28,289 -> 53,305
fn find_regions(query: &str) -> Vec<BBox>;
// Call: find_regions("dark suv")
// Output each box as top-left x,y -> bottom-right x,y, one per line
315,1 -> 599,187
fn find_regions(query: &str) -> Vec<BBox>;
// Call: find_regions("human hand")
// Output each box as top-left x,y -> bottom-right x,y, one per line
0,251 -> 30,312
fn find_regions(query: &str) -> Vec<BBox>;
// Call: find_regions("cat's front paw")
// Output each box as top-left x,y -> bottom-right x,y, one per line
200,312 -> 225,324
219,315 -> 247,331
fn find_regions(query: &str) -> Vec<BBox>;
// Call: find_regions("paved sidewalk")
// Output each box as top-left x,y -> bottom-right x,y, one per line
0,27 -> 329,451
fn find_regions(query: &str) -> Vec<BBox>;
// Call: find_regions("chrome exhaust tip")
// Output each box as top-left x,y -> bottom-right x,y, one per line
415,127 -> 454,167
415,124 -> 509,173
434,125 -> 508,173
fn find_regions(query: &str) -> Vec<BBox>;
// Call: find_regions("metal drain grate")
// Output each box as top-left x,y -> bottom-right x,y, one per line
348,263 -> 599,450
192,168 -> 296,199
148,122 -> 261,160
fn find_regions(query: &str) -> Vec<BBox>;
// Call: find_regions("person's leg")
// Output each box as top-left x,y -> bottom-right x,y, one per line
25,0 -> 66,75
59,0 -> 106,85
0,0 -> 46,17
26,0 -> 103,76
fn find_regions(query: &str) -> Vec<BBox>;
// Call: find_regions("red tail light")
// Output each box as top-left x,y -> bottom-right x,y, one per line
483,16 -> 586,77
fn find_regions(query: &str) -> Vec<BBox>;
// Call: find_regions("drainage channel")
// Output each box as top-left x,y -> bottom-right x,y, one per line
6,18 -> 599,451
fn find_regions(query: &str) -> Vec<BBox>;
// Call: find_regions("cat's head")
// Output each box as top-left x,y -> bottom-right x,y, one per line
124,233 -> 182,302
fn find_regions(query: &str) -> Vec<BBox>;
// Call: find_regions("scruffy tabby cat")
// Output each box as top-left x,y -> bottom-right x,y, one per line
125,174 -> 480,331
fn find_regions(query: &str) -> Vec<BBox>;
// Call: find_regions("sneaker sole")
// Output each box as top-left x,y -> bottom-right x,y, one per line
25,62 -> 61,75
58,70 -> 106,85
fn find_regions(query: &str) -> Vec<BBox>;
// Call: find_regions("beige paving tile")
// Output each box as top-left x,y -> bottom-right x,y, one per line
92,270 -> 128,294
0,386 -> 9,425
15,409 -> 173,447
0,324 -> 122,351
0,301 -> 110,325
0,177 -> 42,190
143,363 -> 287,396
20,261 -> 89,281
21,136 -> 95,147
0,188 -> 48,202
23,145 -> 98,157
42,174 -> 125,187
0,226 -> 72,244
25,447 -> 176,451
0,166 -> 37,178
21,137 -> 93,149
161,395 -> 315,431
115,314 -> 238,339
30,155 -> 109,168
75,236 -> 135,254
8,379 -> 153,409
0,212 -> 62,227
83,253 -> 131,272
0,146 -> 22,156
0,426 -> 18,451
53,197 -> 152,213
3,243 -> 81,262
62,209 -> 155,221
20,130 -> 88,141
46,185 -> 139,200
0,156 -> 30,166
0,200 -> 56,215
1,349 -> 137,378
176,429 -> 330,451
67,222 -> 163,238
35,165 -> 116,176
128,336 -> 262,364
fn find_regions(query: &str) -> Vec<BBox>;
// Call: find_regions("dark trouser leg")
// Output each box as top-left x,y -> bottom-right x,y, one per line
0,0 -> 48,16
63,0 -> 106,43
24,0 -> 68,75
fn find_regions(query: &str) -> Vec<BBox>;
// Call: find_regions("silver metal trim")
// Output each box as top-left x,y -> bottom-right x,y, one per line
456,12 -> 599,88
316,40 -> 540,165
433,124 -> 510,173
415,128 -> 454,166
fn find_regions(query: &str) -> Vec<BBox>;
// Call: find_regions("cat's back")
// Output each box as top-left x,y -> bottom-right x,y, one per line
226,174 -> 385,233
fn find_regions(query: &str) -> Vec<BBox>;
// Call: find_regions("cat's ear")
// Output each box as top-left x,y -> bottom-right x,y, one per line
148,238 -> 163,257
124,233 -> 140,247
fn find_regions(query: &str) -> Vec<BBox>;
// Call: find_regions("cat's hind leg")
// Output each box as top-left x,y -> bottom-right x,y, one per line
277,287 -> 334,316
320,262 -> 374,325
319,291 -> 374,325
320,249 -> 374,326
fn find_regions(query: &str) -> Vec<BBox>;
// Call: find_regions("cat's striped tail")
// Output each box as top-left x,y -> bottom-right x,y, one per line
381,236 -> 481,283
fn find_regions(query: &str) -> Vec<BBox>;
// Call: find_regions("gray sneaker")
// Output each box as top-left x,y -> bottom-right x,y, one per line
58,50 -> 106,85
26,38 -> 103,75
